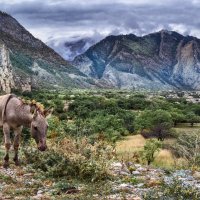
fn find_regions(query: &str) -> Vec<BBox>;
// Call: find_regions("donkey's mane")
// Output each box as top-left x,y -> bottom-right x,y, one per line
19,98 -> 45,115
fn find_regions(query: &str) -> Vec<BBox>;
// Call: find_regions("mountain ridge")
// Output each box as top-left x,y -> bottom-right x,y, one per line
0,11 -> 98,93
73,30 -> 200,90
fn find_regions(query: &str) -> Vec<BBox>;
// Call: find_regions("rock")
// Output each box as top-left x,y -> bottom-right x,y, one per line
137,167 -> 147,172
132,171 -> 141,176
0,44 -> 15,93
114,183 -> 135,193
193,171 -> 200,180
31,194 -> 43,200
37,190 -> 44,195
135,183 -> 144,188
111,162 -> 122,168
134,164 -> 142,168
24,173 -> 34,177
146,179 -> 162,187
133,197 -> 142,200
120,171 -> 131,176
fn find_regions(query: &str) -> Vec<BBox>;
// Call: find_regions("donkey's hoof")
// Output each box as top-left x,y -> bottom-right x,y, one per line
14,160 -> 20,166
3,162 -> 9,168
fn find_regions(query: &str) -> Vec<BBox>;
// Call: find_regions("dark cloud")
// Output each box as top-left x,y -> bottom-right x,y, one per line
1,0 -> 200,59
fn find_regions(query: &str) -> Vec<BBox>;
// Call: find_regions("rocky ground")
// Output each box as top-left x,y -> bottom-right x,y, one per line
0,162 -> 200,199
106,162 -> 200,199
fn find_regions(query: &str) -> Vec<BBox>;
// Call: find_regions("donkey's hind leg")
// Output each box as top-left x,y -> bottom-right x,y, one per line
13,126 -> 22,166
3,123 -> 11,168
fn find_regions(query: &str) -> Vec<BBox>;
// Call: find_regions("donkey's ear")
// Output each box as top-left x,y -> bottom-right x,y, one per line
33,109 -> 38,119
30,104 -> 37,114
44,107 -> 53,118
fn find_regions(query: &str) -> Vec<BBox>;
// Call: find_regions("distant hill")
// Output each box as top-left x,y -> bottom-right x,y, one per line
73,30 -> 200,90
0,11 -> 98,93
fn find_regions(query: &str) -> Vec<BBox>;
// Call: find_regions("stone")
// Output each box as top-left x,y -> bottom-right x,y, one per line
111,162 -> 123,168
31,194 -> 43,200
137,167 -> 147,172
132,171 -> 141,176
37,190 -> 44,195
135,183 -> 144,188
134,164 -> 142,168
120,171 -> 131,176
193,171 -> 200,180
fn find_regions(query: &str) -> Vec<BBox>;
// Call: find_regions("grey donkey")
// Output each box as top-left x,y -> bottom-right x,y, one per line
0,94 -> 51,168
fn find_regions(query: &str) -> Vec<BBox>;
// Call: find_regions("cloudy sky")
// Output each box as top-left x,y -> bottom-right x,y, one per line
1,0 -> 200,59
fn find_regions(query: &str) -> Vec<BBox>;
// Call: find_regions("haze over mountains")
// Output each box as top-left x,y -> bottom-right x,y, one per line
1,11 -> 200,92
47,37 -> 97,61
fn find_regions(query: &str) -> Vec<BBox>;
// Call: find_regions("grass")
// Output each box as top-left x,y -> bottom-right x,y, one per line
154,150 -> 175,168
116,135 -> 177,168
116,135 -> 145,161
116,123 -> 198,168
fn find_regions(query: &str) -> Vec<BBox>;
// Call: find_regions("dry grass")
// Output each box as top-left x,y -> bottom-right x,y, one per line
116,134 -> 175,168
116,135 -> 145,161
174,127 -> 200,135
154,149 -> 175,168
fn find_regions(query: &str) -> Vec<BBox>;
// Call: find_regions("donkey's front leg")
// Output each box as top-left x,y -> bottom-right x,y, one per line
3,123 -> 11,168
13,126 -> 22,166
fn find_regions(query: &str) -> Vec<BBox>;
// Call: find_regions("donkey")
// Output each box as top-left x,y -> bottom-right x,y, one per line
0,94 -> 51,168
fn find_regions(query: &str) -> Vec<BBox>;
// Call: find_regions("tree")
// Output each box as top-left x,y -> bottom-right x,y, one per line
170,109 -> 185,127
141,139 -> 162,165
135,109 -> 173,140
186,112 -> 200,127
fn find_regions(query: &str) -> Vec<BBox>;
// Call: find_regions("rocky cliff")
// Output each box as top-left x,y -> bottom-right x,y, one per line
73,30 -> 200,90
0,43 -> 15,93
0,11 -> 95,93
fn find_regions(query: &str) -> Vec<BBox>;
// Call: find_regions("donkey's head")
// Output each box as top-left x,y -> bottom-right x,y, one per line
30,109 -> 51,151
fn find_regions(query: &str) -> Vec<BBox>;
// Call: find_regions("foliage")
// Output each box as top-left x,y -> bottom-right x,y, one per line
170,132 -> 200,167
22,136 -> 114,182
185,112 -> 200,127
135,109 -> 173,140
140,139 -> 162,165
170,108 -> 185,126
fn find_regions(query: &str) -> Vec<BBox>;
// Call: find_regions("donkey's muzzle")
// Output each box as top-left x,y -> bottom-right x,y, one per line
38,145 -> 47,151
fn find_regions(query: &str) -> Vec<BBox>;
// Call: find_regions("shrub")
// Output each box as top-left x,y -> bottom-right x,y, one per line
140,139 -> 162,165
170,132 -> 200,167
22,137 -> 113,182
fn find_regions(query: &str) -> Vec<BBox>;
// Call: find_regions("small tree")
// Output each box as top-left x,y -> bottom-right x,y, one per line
170,109 -> 185,127
141,139 -> 162,165
186,112 -> 200,127
135,109 -> 173,140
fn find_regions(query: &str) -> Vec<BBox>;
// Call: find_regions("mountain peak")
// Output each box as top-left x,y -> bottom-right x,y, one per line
0,11 -> 93,93
73,30 -> 200,90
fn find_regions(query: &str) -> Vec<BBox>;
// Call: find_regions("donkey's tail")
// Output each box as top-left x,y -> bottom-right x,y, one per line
2,94 -> 16,123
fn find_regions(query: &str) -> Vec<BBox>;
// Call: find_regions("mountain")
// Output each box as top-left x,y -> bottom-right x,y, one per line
0,11 -> 97,93
47,37 -> 97,61
73,30 -> 200,90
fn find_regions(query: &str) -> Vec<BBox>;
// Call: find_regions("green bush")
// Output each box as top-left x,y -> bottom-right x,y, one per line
135,109 -> 173,140
22,137 -> 113,182
141,139 -> 162,165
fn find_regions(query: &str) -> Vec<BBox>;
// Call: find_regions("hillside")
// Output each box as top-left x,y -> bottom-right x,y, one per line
73,30 -> 200,90
0,11 -> 97,93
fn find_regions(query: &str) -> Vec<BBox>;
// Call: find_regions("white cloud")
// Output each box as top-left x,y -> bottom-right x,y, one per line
1,0 -> 200,58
